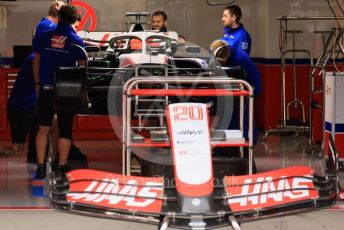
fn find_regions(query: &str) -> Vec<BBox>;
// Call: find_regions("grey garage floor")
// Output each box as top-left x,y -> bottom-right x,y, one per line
0,134 -> 344,229
0,208 -> 343,230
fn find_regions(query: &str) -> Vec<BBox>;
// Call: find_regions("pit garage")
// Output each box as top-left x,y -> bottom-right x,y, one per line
0,0 -> 344,230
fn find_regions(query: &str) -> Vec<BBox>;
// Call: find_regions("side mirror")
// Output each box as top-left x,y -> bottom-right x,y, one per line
85,46 -> 101,53
186,46 -> 201,54
170,41 -> 178,56
206,0 -> 236,6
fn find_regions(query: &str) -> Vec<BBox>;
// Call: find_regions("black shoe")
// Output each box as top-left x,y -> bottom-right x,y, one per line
58,164 -> 71,173
35,164 -> 46,179
53,165 -> 71,185
68,146 -> 87,161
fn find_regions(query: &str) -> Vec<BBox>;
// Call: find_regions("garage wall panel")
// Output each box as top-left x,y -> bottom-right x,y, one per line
0,0 -> 147,58
146,0 -> 256,54
0,0 -> 343,59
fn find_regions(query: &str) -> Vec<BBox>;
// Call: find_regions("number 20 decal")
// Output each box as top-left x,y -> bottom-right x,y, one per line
173,106 -> 203,121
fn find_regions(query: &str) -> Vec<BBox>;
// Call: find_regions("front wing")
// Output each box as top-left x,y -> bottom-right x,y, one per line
51,166 -> 337,230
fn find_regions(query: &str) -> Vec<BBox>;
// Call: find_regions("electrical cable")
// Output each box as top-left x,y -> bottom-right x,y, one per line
334,0 -> 343,71
335,0 -> 344,66
326,0 -> 342,71
335,0 -> 344,15
327,0 -> 341,27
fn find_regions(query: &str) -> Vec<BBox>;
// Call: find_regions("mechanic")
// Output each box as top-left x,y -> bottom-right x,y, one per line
221,5 -> 251,55
33,4 -> 86,179
151,10 -> 186,45
210,39 -> 261,145
151,10 -> 168,32
6,0 -> 64,159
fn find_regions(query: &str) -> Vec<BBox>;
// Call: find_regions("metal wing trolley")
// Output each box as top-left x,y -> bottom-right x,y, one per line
122,77 -> 255,176
50,75 -> 339,230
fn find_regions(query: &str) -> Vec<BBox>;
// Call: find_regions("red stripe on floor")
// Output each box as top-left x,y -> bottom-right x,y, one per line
0,207 -> 51,210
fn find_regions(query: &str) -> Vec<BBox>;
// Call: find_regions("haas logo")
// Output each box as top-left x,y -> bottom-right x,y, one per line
326,85 -> 331,96
67,179 -> 163,212
226,174 -> 319,212
51,35 -> 67,49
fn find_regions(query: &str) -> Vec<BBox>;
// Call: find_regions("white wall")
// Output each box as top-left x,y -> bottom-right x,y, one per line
265,0 -> 341,59
147,0 -> 343,59
0,0 -> 147,58
0,0 -> 343,59
146,0 -> 255,53
1,0 -> 49,57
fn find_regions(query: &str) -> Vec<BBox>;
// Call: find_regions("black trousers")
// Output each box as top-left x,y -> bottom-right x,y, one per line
7,104 -> 35,144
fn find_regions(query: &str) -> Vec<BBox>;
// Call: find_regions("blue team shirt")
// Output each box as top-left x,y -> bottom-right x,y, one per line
7,18 -> 57,110
226,49 -> 261,96
7,54 -> 36,110
33,22 -> 85,91
32,18 -> 57,47
222,24 -> 251,55
226,49 -> 261,145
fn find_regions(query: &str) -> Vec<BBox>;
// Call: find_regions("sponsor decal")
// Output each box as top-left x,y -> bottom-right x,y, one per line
200,60 -> 208,68
189,221 -> 207,228
176,141 -> 195,144
66,169 -> 164,213
177,130 -> 205,135
130,39 -> 143,50
241,42 -> 249,50
179,150 -> 188,155
326,85 -> 331,96
51,35 -> 67,49
225,166 -> 319,212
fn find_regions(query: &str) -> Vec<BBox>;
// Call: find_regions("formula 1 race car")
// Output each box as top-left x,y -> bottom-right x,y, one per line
51,102 -> 339,230
49,12 -> 340,230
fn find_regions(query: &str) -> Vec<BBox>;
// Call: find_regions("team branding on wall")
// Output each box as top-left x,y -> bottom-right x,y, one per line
71,0 -> 97,31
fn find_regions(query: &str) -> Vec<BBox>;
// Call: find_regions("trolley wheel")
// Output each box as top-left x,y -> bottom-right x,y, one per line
306,147 -> 313,155
316,150 -> 324,159
339,162 -> 344,171
316,153 -> 323,159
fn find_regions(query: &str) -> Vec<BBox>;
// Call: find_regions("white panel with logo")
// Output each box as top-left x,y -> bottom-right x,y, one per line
167,103 -> 212,185
325,72 -> 344,160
